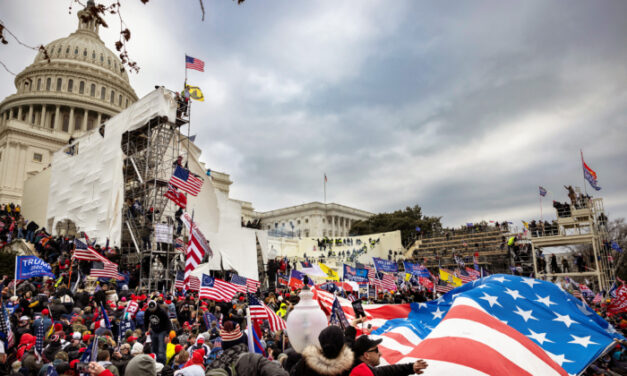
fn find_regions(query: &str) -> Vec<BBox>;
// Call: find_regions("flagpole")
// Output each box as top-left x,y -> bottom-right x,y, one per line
324,174 -> 326,203
14,257 -> 17,297
580,149 -> 588,196
539,195 -> 543,221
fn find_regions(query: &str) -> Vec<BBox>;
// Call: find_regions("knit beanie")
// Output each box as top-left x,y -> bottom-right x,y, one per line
318,325 -> 345,359
126,354 -> 156,376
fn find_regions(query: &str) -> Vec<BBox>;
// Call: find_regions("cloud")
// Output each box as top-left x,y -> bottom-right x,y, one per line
1,0 -> 626,229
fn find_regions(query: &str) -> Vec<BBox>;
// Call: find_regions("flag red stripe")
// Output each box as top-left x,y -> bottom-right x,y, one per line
442,305 -> 567,375
414,337 -> 533,375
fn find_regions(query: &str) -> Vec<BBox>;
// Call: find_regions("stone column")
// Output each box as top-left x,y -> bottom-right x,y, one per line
82,109 -> 88,131
96,112 -> 102,127
8,108 -> 13,120
54,105 -> 60,130
40,105 -> 47,127
28,105 -> 33,124
69,107 -> 75,132
17,106 -> 23,121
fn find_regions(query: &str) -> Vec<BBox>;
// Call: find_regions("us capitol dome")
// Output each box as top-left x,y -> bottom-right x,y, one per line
0,1 -> 138,203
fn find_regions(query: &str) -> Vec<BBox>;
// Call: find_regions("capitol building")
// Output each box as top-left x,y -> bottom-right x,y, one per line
0,2 -> 373,238
0,3 -> 137,203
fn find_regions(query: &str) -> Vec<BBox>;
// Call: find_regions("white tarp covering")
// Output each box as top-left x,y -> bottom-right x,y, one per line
46,88 -> 177,246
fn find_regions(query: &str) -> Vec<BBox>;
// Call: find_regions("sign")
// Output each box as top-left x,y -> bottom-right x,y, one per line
373,257 -> 398,273
608,285 -> 627,314
404,261 -> 430,278
15,256 -> 55,279
343,264 -> 369,283
154,224 -> 173,244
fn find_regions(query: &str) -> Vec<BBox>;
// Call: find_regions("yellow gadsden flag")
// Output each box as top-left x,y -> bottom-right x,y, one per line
318,262 -> 339,281
439,268 -> 462,287
185,85 -> 204,101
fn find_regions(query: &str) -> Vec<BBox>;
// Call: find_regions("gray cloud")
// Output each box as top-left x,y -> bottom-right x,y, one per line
1,0 -> 626,229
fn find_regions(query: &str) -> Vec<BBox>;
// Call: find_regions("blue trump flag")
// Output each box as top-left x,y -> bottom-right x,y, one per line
371,274 -> 625,375
403,261 -> 430,278
373,257 -> 398,273
15,256 -> 55,279
343,264 -> 369,283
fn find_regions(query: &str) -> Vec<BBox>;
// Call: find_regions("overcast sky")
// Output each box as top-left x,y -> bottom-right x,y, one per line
1,1 -> 626,227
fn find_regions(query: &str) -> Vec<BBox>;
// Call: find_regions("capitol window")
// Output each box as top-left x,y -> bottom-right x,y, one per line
57,78 -> 62,91
79,81 -> 84,94
83,49 -> 87,57
74,48 -> 78,55
101,87 -> 106,99
68,79 -> 73,92
33,153 -> 43,163
92,51 -> 96,59
90,84 -> 96,97
100,54 -> 103,62
110,91 -> 115,103
118,94 -> 122,106
66,47 -> 70,54
37,78 -> 41,91
305,219 -> 309,223
46,78 -> 51,91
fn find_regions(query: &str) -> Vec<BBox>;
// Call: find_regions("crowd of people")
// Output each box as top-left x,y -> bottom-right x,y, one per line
0,202 -> 625,375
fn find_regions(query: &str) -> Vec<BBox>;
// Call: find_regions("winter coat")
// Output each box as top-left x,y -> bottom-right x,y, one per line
235,352 -> 290,376
290,344 -> 354,376
350,360 -> 415,376
205,343 -> 248,373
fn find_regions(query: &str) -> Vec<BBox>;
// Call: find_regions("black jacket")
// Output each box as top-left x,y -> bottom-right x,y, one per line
144,306 -> 172,333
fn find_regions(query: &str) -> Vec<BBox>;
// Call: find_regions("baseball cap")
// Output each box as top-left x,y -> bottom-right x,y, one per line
353,335 -> 383,359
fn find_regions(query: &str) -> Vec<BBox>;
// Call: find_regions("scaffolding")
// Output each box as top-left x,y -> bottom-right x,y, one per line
529,197 -> 614,291
120,101 -> 189,291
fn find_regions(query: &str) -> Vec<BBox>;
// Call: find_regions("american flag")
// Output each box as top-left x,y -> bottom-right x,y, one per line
185,55 -> 205,72
73,241 -> 111,265
579,284 -> 594,299
368,275 -> 624,375
434,276 -> 454,293
247,293 -> 286,332
231,275 -> 260,293
199,274 -> 238,302
174,237 -> 185,251
184,224 -> 206,290
182,212 -> 212,257
466,266 -> 481,278
170,165 -> 203,196
373,272 -> 396,292
174,271 -> 200,291
592,293 -> 602,304
456,268 -> 475,284
90,262 -> 123,280
0,304 -> 14,349
404,298 -> 568,375
364,265 -> 376,283
164,184 -> 187,208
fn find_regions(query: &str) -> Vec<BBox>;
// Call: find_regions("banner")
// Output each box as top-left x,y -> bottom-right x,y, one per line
154,224 -> 173,244
373,257 -> 398,273
343,264 -> 369,283
608,285 -> 627,314
404,261 -> 430,278
419,276 -> 434,291
319,263 -> 339,281
289,270 -> 305,290
439,269 -> 462,287
15,256 -> 55,279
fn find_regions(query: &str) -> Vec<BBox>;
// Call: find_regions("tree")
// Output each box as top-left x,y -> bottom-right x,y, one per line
349,205 -> 442,247
607,218 -> 627,281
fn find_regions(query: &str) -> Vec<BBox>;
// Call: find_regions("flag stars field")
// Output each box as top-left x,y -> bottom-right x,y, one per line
527,329 -> 554,345
514,306 -> 538,322
479,292 -> 502,308
568,335 -> 599,348
505,287 -> 523,300
553,313 -> 578,328
535,294 -> 557,307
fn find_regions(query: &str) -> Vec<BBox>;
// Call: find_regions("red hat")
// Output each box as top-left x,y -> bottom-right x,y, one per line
78,347 -> 86,353
165,299 -> 172,305
285,293 -> 290,298
54,323 -> 63,332
121,297 -> 127,302
42,308 -> 49,316
127,336 -> 138,343
201,301 -> 208,306
238,296 -> 244,301
197,337 -> 205,344
83,333 -> 91,342
70,359 -> 79,369
174,344 -> 183,354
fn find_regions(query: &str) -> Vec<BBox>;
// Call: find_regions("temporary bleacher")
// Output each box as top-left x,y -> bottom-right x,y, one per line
404,227 -> 516,273
527,197 -> 614,290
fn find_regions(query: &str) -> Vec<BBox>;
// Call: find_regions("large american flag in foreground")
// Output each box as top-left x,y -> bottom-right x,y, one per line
313,275 -> 625,375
